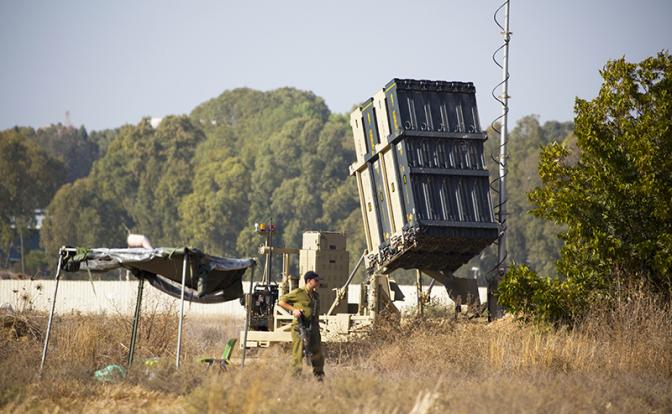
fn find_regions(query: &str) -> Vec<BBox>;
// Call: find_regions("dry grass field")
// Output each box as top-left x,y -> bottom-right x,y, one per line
1,290 -> 671,413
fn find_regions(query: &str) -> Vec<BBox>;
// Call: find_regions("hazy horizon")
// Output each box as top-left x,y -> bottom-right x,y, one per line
1,0 -> 670,132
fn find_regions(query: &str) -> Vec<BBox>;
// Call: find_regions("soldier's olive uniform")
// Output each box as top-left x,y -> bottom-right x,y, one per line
279,287 -> 324,377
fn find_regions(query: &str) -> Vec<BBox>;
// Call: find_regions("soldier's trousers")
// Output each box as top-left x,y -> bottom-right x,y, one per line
291,327 -> 324,377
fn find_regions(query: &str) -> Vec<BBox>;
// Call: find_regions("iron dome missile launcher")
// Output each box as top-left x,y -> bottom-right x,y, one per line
241,79 -> 498,347
349,79 -> 498,298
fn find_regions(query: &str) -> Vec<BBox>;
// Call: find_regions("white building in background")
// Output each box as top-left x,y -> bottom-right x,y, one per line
0,279 -> 486,317
150,117 -> 162,128
34,209 -> 46,230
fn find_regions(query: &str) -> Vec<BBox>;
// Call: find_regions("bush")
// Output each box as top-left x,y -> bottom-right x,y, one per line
497,264 -> 606,324
501,52 -> 672,324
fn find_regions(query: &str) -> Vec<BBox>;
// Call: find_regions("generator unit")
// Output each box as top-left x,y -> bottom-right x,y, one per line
245,283 -> 279,331
350,78 -> 499,273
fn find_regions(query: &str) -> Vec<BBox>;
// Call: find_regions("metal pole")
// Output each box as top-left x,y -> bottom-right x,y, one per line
327,250 -> 366,316
416,269 -> 423,317
262,232 -> 270,285
267,225 -> 272,286
127,277 -> 144,367
176,251 -> 188,368
40,249 -> 64,374
490,0 -> 511,322
282,253 -> 290,294
241,264 -> 256,368
426,278 -> 436,296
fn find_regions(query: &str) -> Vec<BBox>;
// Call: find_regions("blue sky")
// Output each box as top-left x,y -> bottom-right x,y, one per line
1,0 -> 670,131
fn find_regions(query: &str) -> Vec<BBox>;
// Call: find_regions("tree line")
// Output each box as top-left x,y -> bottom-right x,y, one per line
0,85 -> 573,284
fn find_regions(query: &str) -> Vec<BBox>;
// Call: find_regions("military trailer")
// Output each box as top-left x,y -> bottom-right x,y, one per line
241,230 -> 403,347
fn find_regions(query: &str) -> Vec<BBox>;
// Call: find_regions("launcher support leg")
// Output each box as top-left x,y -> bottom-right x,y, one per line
327,250 -> 365,316
416,269 -> 423,317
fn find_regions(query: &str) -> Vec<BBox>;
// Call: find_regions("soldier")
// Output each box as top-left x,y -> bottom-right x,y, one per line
278,271 -> 325,380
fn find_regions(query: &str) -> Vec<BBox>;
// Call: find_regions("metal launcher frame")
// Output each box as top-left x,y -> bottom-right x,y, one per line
240,229 -> 403,348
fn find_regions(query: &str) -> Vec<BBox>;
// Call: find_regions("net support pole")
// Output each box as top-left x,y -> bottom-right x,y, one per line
40,248 -> 65,375
176,251 -> 188,368
127,277 -> 145,367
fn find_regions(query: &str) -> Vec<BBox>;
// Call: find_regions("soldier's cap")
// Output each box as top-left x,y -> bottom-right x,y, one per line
304,271 -> 320,282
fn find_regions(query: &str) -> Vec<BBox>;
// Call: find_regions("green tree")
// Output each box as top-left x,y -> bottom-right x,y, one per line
42,88 -> 341,265
179,153 -> 249,256
41,116 -> 205,255
237,116 -> 328,255
499,51 -> 672,323
190,87 -> 330,163
191,90 -> 358,272
91,116 -> 205,245
88,126 -> 123,158
30,124 -> 99,182
462,117 -> 572,281
40,179 -> 131,256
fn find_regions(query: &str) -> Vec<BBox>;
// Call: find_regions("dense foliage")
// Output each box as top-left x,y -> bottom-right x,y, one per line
459,117 -> 573,281
27,124 -> 99,182
186,88 -> 360,258
499,51 -> 672,323
1,84 -> 575,281
42,116 -> 206,253
35,88 -> 365,276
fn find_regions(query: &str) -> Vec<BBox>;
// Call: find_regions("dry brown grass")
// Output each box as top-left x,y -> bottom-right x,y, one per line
1,288 -> 671,413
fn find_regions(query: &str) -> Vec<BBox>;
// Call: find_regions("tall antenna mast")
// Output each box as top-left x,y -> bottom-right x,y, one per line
489,0 -> 511,321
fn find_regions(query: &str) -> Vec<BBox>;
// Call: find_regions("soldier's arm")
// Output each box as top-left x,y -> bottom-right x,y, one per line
278,291 -> 302,318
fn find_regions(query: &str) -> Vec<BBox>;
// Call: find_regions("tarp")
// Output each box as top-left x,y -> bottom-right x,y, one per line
61,247 -> 255,303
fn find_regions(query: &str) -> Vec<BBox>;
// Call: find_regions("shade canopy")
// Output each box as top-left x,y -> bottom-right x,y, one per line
61,247 -> 255,303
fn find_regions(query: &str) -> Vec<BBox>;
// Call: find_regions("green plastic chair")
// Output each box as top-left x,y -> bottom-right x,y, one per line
199,338 -> 237,371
